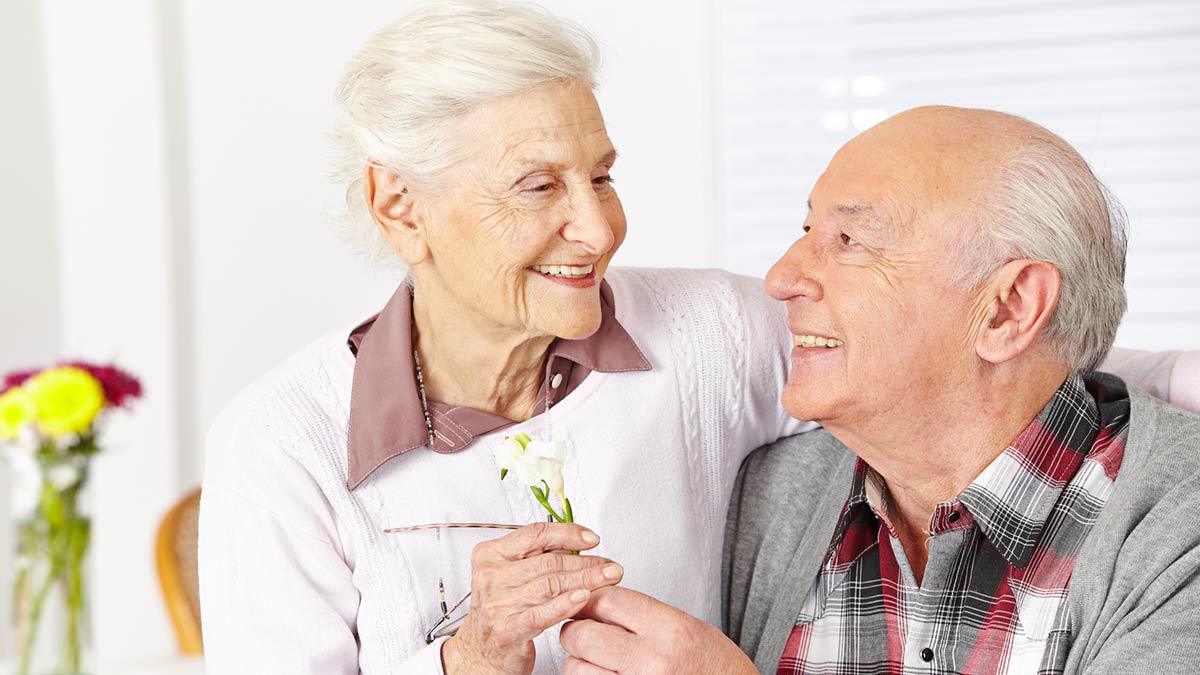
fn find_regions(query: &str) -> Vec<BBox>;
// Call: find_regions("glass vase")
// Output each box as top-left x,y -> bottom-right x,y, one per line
11,473 -> 92,675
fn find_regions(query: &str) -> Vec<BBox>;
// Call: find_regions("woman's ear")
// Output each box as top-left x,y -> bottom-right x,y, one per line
364,163 -> 430,266
975,259 -> 1062,365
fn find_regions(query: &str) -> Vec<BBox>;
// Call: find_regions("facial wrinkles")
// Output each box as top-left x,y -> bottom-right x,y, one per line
484,141 -> 613,331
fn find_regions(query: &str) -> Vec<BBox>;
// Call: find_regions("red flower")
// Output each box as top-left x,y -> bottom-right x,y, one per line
60,361 -> 144,408
1,369 -> 39,395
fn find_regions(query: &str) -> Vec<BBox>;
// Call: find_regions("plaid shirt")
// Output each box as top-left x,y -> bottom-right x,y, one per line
778,375 -> 1131,675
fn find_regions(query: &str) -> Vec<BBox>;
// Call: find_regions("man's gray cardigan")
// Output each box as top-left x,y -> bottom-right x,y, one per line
723,375 -> 1200,674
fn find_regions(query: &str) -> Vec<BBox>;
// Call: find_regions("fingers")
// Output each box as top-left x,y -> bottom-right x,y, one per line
482,522 -> 600,562
512,550 -> 613,583
512,586 -> 595,636
564,655 -> 619,675
518,558 -> 623,604
560,619 -> 638,672
575,586 -> 673,635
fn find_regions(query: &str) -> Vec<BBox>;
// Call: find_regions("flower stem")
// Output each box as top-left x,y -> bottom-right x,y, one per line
17,556 -> 59,675
531,485 -> 566,523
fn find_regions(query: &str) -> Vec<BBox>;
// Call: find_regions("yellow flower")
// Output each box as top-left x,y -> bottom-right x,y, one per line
25,367 -> 106,439
0,387 -> 36,440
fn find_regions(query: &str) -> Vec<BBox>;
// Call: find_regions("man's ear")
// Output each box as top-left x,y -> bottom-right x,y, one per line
364,163 -> 430,266
975,259 -> 1061,364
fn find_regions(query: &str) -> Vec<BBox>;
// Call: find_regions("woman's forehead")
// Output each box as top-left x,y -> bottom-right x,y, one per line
454,81 -> 614,169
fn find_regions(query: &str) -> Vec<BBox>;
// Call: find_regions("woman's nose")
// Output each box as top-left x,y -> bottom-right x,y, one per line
766,238 -> 824,303
561,186 -> 615,255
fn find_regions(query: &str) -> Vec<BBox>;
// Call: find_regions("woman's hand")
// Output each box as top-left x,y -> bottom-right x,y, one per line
441,522 -> 624,675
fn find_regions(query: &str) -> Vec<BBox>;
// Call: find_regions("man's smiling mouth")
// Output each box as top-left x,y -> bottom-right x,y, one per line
793,334 -> 844,348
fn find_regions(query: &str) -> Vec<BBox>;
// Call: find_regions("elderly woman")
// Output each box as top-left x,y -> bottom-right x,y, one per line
198,3 -> 800,673
197,2 -> 1196,674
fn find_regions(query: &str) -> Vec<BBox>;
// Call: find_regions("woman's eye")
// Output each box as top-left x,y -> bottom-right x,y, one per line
840,232 -> 856,246
592,175 -> 615,190
528,182 -> 556,193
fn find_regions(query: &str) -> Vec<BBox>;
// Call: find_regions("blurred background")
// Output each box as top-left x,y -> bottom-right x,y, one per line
1,0 -> 1197,668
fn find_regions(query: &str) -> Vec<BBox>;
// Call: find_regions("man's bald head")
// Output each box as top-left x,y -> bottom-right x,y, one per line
828,105 -> 1127,372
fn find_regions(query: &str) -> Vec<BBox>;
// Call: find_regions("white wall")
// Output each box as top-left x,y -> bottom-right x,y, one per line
0,0 -> 61,656
38,0 -> 184,665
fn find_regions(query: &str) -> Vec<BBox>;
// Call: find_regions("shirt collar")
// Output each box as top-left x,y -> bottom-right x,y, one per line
831,375 -> 1101,570
344,279 -> 650,490
958,374 -> 1099,568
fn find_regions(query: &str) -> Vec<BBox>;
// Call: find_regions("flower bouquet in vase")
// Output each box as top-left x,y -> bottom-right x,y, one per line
0,363 -> 142,675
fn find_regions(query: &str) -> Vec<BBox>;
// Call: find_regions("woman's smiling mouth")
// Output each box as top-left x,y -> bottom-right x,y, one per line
528,263 -> 598,288
530,263 -> 594,279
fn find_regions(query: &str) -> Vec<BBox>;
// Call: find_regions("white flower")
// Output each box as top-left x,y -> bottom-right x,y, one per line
15,424 -> 42,456
524,438 -> 567,464
492,436 -> 524,475
54,432 -> 81,452
3,444 -> 42,522
493,434 -> 569,499
46,462 -> 81,491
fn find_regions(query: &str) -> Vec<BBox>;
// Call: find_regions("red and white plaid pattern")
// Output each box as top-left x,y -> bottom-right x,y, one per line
778,375 -> 1131,675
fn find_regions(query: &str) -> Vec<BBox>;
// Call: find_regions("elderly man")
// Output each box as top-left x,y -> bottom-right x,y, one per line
559,106 -> 1200,674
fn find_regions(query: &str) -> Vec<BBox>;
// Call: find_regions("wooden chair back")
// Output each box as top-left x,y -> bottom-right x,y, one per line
155,487 -> 204,655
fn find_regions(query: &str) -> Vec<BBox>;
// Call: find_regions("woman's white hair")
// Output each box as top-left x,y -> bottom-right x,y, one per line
955,131 -> 1128,373
329,0 -> 601,269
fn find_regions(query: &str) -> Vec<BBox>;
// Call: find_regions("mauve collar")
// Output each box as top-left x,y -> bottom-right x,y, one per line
344,279 -> 650,490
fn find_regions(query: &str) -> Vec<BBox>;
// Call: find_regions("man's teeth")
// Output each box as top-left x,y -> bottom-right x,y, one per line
532,264 -> 594,278
793,334 -> 843,348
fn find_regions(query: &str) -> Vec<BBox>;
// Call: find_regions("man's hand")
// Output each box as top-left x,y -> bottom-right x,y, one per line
559,586 -> 758,675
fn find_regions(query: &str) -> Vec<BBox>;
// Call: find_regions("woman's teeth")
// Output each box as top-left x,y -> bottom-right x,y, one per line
532,264 -> 594,278
793,334 -> 843,348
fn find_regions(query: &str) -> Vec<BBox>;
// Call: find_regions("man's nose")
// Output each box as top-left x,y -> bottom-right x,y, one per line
766,237 -> 824,303
561,185 -> 615,255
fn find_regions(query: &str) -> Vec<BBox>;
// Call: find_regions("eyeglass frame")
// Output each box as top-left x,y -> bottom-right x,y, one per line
384,521 -> 546,644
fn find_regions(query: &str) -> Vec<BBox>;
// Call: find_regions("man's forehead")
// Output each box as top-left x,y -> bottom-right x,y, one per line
806,196 -> 898,235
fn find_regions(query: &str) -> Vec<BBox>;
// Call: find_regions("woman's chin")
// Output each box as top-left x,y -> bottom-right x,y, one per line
544,307 -> 603,341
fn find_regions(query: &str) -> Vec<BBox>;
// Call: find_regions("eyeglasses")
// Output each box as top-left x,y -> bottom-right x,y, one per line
384,521 -> 534,644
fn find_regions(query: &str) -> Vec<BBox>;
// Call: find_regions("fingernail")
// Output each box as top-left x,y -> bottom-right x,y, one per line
602,564 -> 623,580
570,589 -> 590,603
581,530 -> 600,545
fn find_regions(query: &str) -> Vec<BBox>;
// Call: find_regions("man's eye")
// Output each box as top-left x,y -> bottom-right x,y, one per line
840,233 -> 856,246
801,225 -> 812,235
529,182 -> 556,193
592,175 -> 615,189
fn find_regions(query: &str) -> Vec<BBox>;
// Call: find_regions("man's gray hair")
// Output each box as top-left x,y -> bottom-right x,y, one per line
955,132 -> 1128,373
329,0 -> 601,268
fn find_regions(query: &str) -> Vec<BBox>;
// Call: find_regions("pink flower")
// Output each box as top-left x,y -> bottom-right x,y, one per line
60,361 -> 143,408
1,369 -> 40,396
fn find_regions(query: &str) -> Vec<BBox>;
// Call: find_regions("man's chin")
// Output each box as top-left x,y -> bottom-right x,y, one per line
781,385 -> 836,423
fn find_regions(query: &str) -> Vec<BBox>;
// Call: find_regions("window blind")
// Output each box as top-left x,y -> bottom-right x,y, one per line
717,0 -> 1200,349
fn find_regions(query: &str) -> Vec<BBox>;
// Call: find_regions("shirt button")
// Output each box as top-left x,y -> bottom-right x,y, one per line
551,373 -> 563,389
948,511 -> 961,523
921,648 -> 934,662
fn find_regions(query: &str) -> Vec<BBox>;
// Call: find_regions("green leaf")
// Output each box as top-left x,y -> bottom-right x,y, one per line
499,468 -> 508,480
515,432 -> 532,449
563,497 -> 574,524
